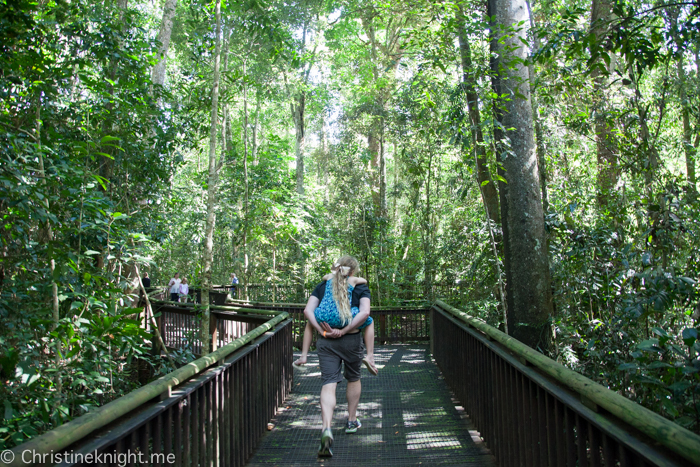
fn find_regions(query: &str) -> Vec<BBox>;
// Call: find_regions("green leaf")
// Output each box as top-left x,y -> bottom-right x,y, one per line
4,400 -> 13,420
637,339 -> 661,352
100,135 -> 120,144
26,373 -> 41,386
84,250 -> 100,255
662,399 -> 679,418
647,361 -> 671,369
682,328 -> 697,347
667,381 -> 691,392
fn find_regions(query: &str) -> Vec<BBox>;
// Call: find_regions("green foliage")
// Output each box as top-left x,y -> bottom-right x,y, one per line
2,0 -> 700,447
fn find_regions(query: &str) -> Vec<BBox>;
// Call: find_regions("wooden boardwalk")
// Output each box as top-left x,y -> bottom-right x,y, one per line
246,345 -> 496,466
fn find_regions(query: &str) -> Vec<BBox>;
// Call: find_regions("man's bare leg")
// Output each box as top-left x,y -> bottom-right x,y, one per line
346,380 -> 361,422
320,382 -> 337,429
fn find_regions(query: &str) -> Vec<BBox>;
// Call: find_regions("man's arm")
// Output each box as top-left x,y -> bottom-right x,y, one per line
338,297 -> 370,335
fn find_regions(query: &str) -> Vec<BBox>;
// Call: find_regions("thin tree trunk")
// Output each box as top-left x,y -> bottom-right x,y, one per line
224,104 -> 233,155
393,144 -> 398,222
242,58 -> 250,282
456,3 -> 500,223
252,94 -> 261,166
590,0 -> 618,207
292,97 -> 305,195
671,23 -> 696,188
679,57 -> 695,187
423,141 -> 434,299
525,0 -> 548,212
380,121 -> 387,216
151,0 -> 178,87
36,96 -> 61,393
489,0 -> 553,350
100,0 -> 128,187
200,0 -> 222,355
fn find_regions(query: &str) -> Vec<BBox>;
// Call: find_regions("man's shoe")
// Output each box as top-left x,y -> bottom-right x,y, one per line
345,418 -> 361,434
318,428 -> 334,457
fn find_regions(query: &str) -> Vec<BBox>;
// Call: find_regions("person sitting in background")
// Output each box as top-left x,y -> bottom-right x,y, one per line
230,273 -> 239,298
179,277 -> 189,302
168,272 -> 181,302
142,272 -> 151,289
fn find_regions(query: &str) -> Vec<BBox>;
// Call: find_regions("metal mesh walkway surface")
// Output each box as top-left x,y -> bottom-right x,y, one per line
246,345 -> 496,466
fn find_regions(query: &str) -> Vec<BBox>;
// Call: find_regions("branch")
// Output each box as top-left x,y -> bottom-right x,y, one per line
0,121 -> 39,141
132,257 -> 176,370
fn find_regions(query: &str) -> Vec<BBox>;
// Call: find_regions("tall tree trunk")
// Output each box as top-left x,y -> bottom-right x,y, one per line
201,0 -> 222,355
380,122 -> 387,217
361,15 -> 388,219
151,0 -> 178,87
100,0 -> 128,188
368,131 -> 381,213
292,96 -> 305,196
242,58 -> 250,282
251,94 -> 261,166
224,104 -> 233,155
489,0 -> 553,350
525,0 -> 549,212
423,141 -> 434,299
393,144 -> 399,223
679,57 -> 696,187
669,5 -> 696,189
456,3 -> 500,223
36,96 -> 61,394
590,0 -> 618,208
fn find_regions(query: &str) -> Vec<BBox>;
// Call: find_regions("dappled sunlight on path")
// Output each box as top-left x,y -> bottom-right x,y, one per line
246,345 -> 495,466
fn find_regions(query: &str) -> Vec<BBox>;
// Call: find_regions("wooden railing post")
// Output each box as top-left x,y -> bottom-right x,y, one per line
210,312 -> 218,352
429,307 -> 434,356
152,302 -> 163,355
379,315 -> 387,345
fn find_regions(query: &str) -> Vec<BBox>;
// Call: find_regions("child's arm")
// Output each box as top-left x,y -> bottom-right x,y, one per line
349,276 -> 367,286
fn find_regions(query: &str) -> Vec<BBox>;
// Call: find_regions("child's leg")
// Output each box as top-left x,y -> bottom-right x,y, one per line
294,321 -> 314,366
363,322 -> 375,363
362,322 -> 378,374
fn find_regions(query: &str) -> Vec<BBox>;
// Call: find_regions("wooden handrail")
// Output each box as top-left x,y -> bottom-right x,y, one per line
434,299 -> 700,466
6,311 -> 290,466
228,299 -> 429,312
150,299 -> 285,315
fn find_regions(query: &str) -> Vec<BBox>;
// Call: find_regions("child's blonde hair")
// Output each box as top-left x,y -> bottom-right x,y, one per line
331,255 -> 360,326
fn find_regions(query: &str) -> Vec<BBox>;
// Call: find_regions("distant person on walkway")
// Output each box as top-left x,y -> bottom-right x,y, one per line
179,277 -> 189,303
301,255 -> 372,458
168,273 -> 181,302
230,273 -> 239,298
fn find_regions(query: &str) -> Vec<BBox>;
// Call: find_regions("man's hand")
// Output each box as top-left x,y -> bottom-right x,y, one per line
320,322 -> 342,338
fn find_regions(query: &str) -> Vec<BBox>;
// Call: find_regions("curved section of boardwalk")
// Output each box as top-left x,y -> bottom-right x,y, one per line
247,345 -> 495,466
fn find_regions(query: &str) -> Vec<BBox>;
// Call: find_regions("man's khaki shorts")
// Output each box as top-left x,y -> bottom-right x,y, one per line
316,332 -> 363,385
